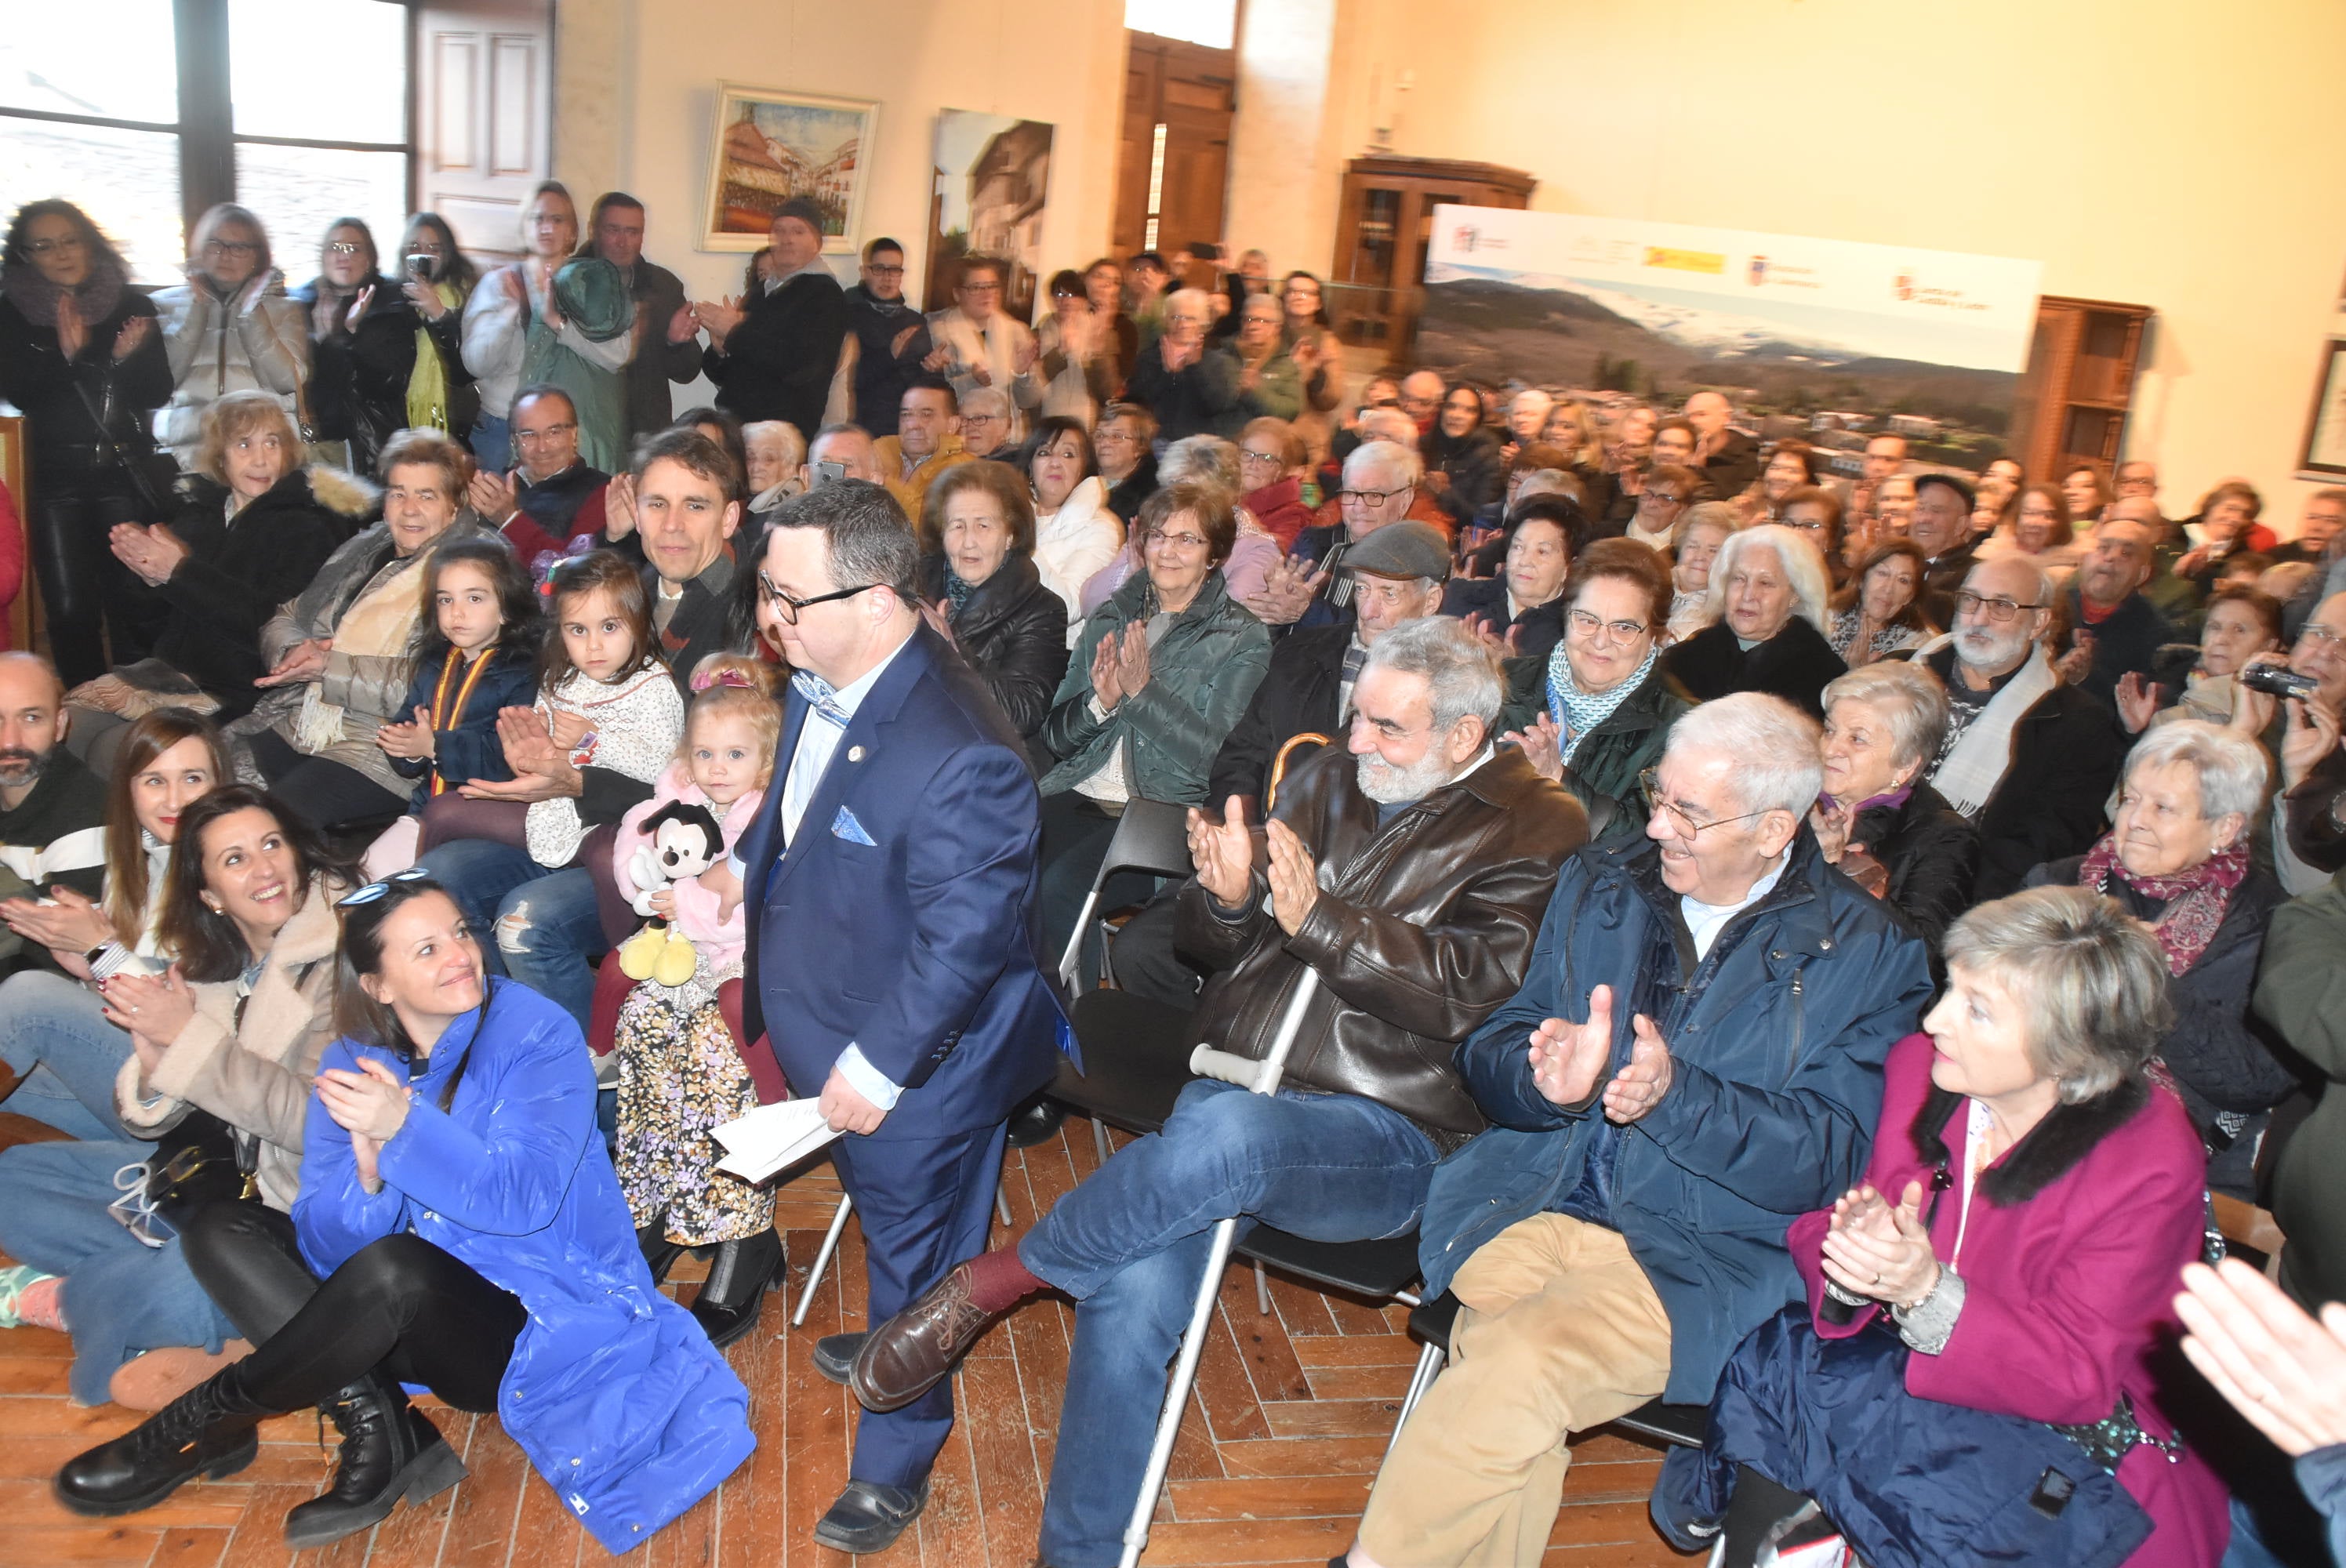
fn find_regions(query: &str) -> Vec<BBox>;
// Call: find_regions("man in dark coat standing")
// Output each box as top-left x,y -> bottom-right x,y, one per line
2056,514 -> 2173,708
732,480 -> 1067,1555
579,192 -> 703,437
698,197 -> 851,441
844,237 -> 932,430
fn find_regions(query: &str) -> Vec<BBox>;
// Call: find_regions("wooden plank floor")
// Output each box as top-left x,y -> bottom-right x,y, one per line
0,1112 -> 1675,1568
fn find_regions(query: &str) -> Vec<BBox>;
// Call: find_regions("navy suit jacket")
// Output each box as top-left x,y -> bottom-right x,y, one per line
735,622 -> 1070,1142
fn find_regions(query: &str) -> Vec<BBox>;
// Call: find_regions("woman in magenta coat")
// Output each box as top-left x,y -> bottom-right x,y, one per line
1656,885 -> 2229,1568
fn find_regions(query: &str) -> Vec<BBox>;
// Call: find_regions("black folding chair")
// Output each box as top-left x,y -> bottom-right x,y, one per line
1387,1290 -> 1708,1461
1048,987 -> 1197,1167
1054,797 -> 1193,994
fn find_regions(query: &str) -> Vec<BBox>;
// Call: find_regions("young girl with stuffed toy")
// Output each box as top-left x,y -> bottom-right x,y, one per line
365,536 -> 543,877
607,652 -> 781,1347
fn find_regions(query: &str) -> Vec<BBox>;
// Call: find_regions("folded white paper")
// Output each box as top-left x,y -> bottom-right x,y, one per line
710,1098 -> 844,1183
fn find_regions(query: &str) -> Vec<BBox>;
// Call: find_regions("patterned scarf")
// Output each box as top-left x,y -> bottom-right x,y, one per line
2077,833 -> 2248,975
944,569 -> 979,617
1545,641 -> 1660,764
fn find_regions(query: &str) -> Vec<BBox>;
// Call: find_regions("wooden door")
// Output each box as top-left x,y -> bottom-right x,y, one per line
416,0 -> 554,260
1113,31 -> 1236,270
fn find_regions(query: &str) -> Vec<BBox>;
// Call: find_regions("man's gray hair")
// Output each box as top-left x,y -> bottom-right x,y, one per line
1346,434 -> 1425,488
1509,387 -> 1554,422
1353,407 -> 1422,452
1970,555 -> 2055,612
1701,523 -> 1832,633
1360,616 -> 1502,734
2123,719 -> 2269,825
1821,662 -> 1950,775
1160,434 -> 1241,496
771,478 -> 919,600
957,385 -> 1012,421
1942,885 -> 2173,1104
1665,691 -> 1824,818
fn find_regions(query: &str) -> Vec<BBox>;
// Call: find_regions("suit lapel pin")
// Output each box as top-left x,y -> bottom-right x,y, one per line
847,745 -> 866,763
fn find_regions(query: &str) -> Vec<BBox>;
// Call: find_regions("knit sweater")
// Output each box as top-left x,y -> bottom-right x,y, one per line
525,666 -> 685,867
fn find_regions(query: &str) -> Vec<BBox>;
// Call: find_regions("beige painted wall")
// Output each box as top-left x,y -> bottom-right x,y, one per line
550,0 -> 1127,394
1316,0 -> 2346,524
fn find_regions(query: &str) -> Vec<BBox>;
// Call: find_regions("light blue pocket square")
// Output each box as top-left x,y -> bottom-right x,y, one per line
830,805 -> 877,846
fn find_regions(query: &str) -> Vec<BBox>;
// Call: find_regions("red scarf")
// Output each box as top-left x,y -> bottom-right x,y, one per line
2076,833 -> 2246,975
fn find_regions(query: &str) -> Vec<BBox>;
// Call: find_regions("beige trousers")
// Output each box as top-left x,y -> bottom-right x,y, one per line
1357,1214 -> 1674,1568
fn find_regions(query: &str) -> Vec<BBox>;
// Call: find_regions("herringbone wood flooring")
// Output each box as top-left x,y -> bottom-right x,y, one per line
0,1112 -> 1678,1568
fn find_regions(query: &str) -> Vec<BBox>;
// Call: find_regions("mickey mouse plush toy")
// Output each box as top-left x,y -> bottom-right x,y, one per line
617,800 -> 724,986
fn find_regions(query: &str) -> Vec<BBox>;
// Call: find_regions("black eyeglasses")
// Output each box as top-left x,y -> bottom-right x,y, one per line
757,575 -> 876,623
1952,590 -> 2045,624
1338,486 -> 1411,506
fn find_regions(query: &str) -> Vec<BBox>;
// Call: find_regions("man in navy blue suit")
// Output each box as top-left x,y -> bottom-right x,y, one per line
732,481 -> 1067,1553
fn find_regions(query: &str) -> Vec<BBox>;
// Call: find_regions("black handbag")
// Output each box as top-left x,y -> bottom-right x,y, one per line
114,1109 -> 259,1247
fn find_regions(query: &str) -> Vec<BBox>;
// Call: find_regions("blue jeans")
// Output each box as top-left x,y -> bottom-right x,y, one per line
0,1139 -> 236,1404
1019,1079 -> 1440,1568
419,839 -> 603,1032
470,412 -> 512,475
0,971 -> 136,1140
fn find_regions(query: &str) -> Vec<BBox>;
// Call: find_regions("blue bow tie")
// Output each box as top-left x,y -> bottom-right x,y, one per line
791,670 -> 851,729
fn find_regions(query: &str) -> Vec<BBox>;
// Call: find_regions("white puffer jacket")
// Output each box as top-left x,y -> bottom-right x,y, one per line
151,270 -> 310,466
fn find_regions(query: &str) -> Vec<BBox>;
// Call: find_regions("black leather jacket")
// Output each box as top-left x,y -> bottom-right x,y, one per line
918,551 -> 1070,739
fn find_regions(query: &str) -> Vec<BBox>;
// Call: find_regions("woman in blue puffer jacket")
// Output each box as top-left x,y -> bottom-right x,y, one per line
53,870 -> 754,1554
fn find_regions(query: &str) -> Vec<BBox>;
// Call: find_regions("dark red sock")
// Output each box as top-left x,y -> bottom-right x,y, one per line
960,1246 -> 1045,1314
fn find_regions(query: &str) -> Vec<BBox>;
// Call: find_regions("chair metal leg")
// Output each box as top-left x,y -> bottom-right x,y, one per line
1092,1116 -> 1112,1167
1255,1258 -> 1271,1316
1382,1341 -> 1449,1464
790,1192 -> 855,1329
996,1183 -> 1013,1229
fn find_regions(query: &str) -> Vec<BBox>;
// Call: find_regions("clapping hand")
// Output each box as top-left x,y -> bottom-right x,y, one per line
601,470 -> 637,541
54,292 -> 87,361
1458,613 -> 1521,658
317,1054 -> 412,1143
665,302 -> 699,346
1012,335 -> 1039,376
1088,627 -> 1125,710
343,285 -> 375,336
692,296 -> 746,347
1240,556 -> 1327,626
108,522 -> 187,587
2054,630 -> 2096,685
1602,1012 -> 1673,1123
459,706 -> 578,802
1113,621 -> 1152,699
100,964 -> 198,1053
467,467 -> 518,524
1187,794 -> 1255,910
1526,985 -> 1618,1109
0,885 -> 114,960
112,315 -> 153,361
2176,1258 -> 2346,1457
1500,710 -> 1563,782
376,706 -> 437,761
2115,671 -> 2161,734
1819,1179 -> 1940,1308
1264,818 -> 1320,936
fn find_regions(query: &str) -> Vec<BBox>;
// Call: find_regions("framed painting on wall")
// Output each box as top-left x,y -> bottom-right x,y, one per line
924,109 -> 1055,319
702,85 -> 878,253
2300,340 -> 2346,480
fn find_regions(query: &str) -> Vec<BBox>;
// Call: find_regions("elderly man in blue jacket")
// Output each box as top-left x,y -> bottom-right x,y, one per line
1342,691 -> 1933,1568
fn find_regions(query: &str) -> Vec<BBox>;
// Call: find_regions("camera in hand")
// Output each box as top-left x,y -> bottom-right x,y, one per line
2242,662 -> 2319,700
406,253 -> 439,280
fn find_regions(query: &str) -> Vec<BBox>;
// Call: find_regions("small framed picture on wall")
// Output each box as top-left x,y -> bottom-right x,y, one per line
2300,339 -> 2346,479
702,85 -> 879,253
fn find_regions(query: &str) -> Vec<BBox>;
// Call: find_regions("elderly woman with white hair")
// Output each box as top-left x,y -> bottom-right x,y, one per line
1813,662 -> 1977,952
1127,286 -> 1239,444
2025,720 -> 2298,1200
1661,521 -> 1847,715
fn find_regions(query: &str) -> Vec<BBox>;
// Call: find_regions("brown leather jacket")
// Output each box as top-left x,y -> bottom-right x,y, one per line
1175,744 -> 1586,1142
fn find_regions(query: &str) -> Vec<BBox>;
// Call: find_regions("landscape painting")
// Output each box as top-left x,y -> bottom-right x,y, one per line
1418,208 -> 2044,469
703,85 -> 877,252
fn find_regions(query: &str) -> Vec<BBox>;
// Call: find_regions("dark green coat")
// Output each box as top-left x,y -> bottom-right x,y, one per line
1500,656 -> 1696,815
2255,869 -> 2346,1313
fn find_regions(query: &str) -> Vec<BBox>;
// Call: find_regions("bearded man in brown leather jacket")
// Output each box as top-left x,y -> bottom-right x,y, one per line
844,616 -> 1588,1568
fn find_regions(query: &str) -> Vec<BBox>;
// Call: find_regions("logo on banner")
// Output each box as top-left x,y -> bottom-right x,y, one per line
1748,256 -> 1768,286
1643,246 -> 1725,276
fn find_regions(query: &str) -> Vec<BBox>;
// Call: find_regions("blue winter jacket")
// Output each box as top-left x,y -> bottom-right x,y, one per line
294,980 -> 755,1553
1417,829 -> 1931,1403
387,643 -> 540,808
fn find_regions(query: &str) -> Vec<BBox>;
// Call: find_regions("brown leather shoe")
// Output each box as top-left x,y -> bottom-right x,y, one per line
848,1263 -> 1000,1413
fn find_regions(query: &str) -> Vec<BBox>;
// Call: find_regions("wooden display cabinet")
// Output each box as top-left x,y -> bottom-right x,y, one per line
1327,155 -> 1534,368
2007,296 -> 2155,485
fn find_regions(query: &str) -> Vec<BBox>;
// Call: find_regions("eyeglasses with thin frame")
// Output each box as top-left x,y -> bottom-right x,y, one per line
2301,623 -> 2346,648
1952,589 -> 2045,624
1641,489 -> 1690,507
204,239 -> 260,256
866,263 -> 906,277
1639,767 -> 1774,840
1567,608 -> 1651,643
757,574 -> 876,623
325,241 -> 364,256
28,236 -> 88,255
1239,448 -> 1284,468
514,422 -> 578,445
1143,528 -> 1210,552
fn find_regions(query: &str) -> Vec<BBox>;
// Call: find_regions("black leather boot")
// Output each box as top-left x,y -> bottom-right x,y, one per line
638,1221 -> 685,1285
282,1374 -> 468,1547
55,1363 -> 270,1515
690,1227 -> 783,1350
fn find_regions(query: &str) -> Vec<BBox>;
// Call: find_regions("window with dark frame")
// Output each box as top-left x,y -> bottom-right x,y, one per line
0,0 -> 413,284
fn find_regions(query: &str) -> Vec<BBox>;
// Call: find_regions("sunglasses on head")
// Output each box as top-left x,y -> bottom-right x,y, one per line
337,866 -> 432,908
